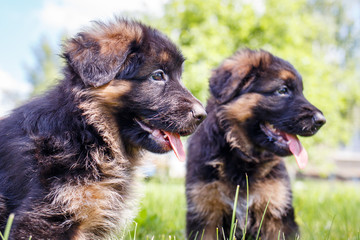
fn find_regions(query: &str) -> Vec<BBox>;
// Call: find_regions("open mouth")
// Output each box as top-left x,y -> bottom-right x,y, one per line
260,122 -> 308,169
135,118 -> 187,162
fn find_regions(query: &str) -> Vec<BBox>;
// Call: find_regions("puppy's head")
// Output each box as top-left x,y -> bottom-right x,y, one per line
63,18 -> 206,160
211,49 -> 325,168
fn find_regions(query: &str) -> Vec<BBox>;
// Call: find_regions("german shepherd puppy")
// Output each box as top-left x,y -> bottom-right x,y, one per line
0,18 -> 206,239
186,49 -> 325,240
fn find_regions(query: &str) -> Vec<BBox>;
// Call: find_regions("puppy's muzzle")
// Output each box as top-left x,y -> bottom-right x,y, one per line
191,103 -> 207,125
312,112 -> 326,128
312,111 -> 326,129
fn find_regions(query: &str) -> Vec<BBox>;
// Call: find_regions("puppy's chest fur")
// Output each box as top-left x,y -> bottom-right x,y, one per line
188,164 -> 291,233
51,170 -> 139,240
47,99 -> 141,240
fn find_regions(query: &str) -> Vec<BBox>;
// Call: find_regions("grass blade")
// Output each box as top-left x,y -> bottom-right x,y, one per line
133,222 -> 137,240
188,231 -> 194,240
221,228 -> 226,240
3,214 -> 14,240
325,215 -> 336,240
255,198 -> 271,240
242,174 -> 249,240
200,229 -> 205,240
229,185 -> 240,239
193,231 -> 199,240
216,228 -> 219,240
232,219 -> 238,240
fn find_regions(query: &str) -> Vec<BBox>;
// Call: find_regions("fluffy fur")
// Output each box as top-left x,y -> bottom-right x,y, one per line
186,49 -> 325,240
0,18 -> 206,239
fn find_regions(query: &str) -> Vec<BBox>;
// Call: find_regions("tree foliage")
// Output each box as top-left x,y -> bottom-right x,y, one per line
26,37 -> 63,96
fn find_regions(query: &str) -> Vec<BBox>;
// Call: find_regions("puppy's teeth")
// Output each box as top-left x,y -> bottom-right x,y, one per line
268,123 -> 276,131
135,119 -> 153,133
152,129 -> 162,137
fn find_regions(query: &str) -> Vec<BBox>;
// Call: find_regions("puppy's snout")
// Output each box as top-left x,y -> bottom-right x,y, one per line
191,103 -> 207,125
312,112 -> 326,129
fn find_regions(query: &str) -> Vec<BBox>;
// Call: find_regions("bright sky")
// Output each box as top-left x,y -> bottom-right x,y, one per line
0,0 -> 167,115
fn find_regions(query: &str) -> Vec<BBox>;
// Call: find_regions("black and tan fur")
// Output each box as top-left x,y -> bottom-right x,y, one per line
186,49 -> 325,239
0,18 -> 206,239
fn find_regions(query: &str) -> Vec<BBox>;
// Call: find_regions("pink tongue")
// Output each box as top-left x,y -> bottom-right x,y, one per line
285,133 -> 308,169
164,131 -> 186,162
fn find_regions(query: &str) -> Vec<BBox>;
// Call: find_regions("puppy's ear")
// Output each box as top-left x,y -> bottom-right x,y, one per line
63,33 -> 136,87
209,63 -> 252,104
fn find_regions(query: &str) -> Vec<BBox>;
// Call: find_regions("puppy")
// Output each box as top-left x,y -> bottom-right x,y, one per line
0,18 -> 206,239
186,49 -> 325,240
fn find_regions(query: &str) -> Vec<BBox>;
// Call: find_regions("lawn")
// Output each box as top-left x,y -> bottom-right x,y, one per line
128,179 -> 360,240
1,179 -> 359,240
130,179 -> 187,239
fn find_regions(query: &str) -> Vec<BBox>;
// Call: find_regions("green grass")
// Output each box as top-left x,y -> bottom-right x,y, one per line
128,179 -> 360,240
0,213 -> 14,240
129,179 -> 187,239
293,180 -> 360,240
2,179 -> 359,240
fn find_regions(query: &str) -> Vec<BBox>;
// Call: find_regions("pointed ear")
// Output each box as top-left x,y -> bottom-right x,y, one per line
63,33 -> 134,87
209,62 -> 252,104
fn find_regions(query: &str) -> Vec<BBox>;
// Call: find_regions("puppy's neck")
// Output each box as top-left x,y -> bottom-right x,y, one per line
73,84 -> 140,166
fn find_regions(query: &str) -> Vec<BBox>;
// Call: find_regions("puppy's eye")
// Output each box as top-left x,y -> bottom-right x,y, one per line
276,86 -> 289,95
150,70 -> 166,81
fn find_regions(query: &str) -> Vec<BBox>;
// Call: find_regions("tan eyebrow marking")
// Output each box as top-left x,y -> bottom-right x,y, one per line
279,70 -> 296,81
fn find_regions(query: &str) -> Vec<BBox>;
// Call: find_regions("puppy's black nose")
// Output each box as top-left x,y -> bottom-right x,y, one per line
312,112 -> 326,128
191,103 -> 207,125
